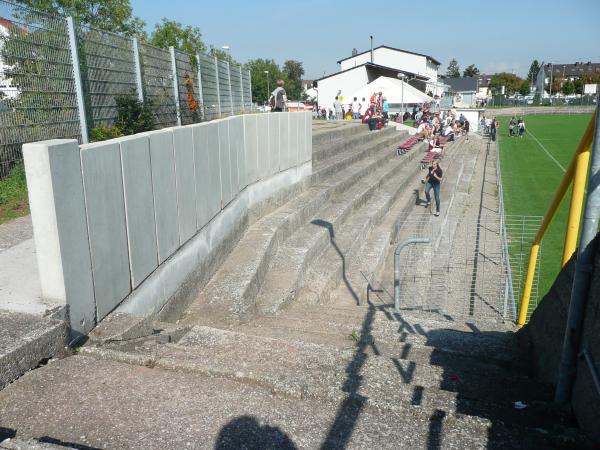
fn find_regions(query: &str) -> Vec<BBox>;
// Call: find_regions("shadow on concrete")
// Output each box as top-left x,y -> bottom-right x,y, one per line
311,219 -> 360,305
0,427 -> 16,441
37,436 -> 104,450
214,415 -> 297,450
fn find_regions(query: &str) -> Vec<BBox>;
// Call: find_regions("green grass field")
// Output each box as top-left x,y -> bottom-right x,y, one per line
498,114 -> 592,303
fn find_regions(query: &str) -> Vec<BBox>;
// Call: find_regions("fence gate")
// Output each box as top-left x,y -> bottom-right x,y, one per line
392,213 -> 542,324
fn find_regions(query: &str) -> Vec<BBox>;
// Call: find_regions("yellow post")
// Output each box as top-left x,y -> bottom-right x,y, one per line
562,141 -> 592,266
517,112 -> 596,327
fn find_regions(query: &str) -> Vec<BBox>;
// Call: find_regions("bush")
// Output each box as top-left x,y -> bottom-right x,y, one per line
0,161 -> 27,204
90,125 -> 123,142
115,94 -> 156,135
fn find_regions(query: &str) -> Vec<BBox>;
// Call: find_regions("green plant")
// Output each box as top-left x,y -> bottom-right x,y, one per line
349,330 -> 360,342
90,125 -> 123,142
0,161 -> 27,205
115,94 -> 156,136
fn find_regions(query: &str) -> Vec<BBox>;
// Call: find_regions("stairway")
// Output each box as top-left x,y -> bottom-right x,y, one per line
0,123 -> 592,449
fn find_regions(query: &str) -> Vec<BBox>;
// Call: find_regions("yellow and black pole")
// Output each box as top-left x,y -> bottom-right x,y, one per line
517,110 -> 596,327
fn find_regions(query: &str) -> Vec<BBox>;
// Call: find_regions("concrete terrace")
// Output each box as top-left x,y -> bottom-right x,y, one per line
0,120 -> 593,449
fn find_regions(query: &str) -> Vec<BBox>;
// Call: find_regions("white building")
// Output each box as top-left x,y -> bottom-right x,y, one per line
0,17 -> 20,100
315,45 -> 442,111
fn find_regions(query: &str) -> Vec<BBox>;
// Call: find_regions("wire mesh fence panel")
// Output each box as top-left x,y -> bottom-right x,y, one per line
229,63 -> 243,113
77,24 -> 137,130
139,42 -> 177,128
198,54 -> 219,120
0,0 -> 80,177
242,69 -> 252,111
174,49 -> 200,126
217,59 -> 232,115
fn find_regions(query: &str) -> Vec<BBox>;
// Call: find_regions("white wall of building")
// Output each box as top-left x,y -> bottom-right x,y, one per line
317,66 -> 369,111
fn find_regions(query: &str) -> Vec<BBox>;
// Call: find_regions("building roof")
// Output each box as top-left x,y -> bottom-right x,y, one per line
316,62 -> 428,83
336,45 -> 441,66
445,77 -> 478,93
542,62 -> 600,78
476,74 -> 493,88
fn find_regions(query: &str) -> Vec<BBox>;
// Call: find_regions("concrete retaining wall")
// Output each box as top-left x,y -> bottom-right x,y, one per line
23,112 -> 312,337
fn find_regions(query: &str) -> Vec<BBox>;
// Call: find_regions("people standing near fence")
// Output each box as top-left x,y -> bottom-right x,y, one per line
509,117 -> 516,137
351,97 -> 361,119
518,117 -> 526,137
424,160 -> 443,217
490,116 -> 497,141
270,80 -> 287,112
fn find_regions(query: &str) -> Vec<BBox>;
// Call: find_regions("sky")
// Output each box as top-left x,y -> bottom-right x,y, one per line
130,0 -> 600,80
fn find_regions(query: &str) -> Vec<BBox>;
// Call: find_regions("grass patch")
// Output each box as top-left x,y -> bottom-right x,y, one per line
0,161 -> 29,224
498,114 -> 592,301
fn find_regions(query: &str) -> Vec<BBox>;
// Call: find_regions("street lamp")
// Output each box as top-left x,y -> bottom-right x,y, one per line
264,70 -> 270,103
397,73 -> 406,122
221,45 -> 231,57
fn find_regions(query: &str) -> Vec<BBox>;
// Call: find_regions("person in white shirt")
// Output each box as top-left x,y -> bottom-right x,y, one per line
351,97 -> 361,119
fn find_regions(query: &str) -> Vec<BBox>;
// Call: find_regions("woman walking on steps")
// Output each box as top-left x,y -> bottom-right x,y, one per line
424,160 -> 443,217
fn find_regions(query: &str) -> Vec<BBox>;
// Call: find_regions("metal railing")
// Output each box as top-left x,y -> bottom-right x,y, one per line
0,0 -> 253,177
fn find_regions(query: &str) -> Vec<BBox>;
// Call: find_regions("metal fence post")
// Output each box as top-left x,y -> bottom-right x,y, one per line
195,54 -> 205,121
132,37 -> 144,102
248,70 -> 253,111
169,47 -> 181,126
65,16 -> 89,144
226,61 -> 234,115
239,65 -> 244,113
214,57 -> 222,116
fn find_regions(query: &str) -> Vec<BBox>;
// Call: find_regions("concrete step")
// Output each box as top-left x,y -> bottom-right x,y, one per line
254,147 -> 422,317
2,355 -> 589,449
81,326 -> 567,431
178,132 -> 410,325
313,126 -> 401,164
311,121 -> 364,147
0,309 -> 66,390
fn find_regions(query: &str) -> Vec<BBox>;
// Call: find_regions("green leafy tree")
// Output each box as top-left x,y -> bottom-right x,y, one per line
489,72 -> 523,95
150,18 -> 206,55
519,80 -> 530,96
562,79 -> 575,96
446,59 -> 460,78
14,0 -> 146,37
208,46 -> 236,64
462,64 -> 479,77
244,59 -> 287,103
282,60 -> 305,100
527,60 -> 540,83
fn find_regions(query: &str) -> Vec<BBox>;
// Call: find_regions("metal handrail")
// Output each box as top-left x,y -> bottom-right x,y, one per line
394,238 -> 430,311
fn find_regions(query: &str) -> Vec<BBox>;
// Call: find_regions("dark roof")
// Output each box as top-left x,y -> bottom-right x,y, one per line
336,45 -> 441,66
315,62 -> 428,83
543,62 -> 600,78
445,77 -> 478,93
476,74 -> 493,88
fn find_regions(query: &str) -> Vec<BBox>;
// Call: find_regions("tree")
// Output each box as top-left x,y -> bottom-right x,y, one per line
462,64 -> 479,77
14,0 -> 146,37
244,59 -> 287,103
489,72 -> 523,95
282,60 -> 305,100
562,79 -> 575,96
519,80 -> 530,96
527,60 -> 540,83
446,59 -> 460,78
208,46 -> 236,64
150,18 -> 206,55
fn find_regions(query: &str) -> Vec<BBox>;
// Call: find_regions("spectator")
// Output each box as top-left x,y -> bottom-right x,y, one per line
424,160 -> 443,217
351,97 -> 361,119
333,96 -> 343,120
269,80 -> 287,112
518,117 -> 526,137
509,116 -> 516,137
359,97 -> 368,117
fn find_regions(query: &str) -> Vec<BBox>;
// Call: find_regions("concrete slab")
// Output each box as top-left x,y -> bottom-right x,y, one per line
229,116 -> 245,194
218,120 -> 232,207
279,113 -> 290,171
23,140 -> 96,335
192,123 -> 213,230
81,141 -> 131,322
173,127 -> 198,244
120,135 -> 158,288
267,113 -> 279,174
243,115 -> 259,185
0,309 -> 65,390
148,130 -> 180,264
0,216 -> 32,251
